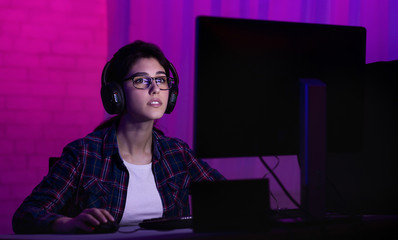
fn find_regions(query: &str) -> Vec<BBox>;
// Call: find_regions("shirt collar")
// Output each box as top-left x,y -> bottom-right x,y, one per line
152,130 -> 162,161
102,123 -> 119,159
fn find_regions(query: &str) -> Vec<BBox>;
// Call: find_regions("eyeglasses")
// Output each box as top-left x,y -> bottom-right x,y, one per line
125,76 -> 175,90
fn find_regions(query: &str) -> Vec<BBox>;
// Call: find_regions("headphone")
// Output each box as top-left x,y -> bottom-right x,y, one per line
100,59 -> 179,115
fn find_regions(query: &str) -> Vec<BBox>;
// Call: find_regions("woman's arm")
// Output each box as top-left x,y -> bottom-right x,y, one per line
12,145 -> 81,233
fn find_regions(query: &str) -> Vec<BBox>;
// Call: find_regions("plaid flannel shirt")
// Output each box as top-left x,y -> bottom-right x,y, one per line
12,124 -> 225,233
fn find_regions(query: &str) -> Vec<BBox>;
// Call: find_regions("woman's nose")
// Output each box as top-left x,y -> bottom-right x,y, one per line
149,79 -> 161,94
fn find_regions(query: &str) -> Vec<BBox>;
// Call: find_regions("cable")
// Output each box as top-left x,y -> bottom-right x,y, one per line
258,155 -> 301,209
269,190 -> 280,211
262,155 -> 280,178
262,156 -> 280,209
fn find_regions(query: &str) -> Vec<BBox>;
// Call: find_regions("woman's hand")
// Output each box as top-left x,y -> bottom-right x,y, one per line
51,208 -> 115,233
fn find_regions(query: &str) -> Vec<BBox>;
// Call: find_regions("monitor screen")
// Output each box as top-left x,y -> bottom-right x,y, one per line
193,16 -> 366,159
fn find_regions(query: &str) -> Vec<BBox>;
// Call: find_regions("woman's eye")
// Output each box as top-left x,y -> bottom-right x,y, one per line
134,78 -> 149,84
155,77 -> 166,83
133,78 -> 142,83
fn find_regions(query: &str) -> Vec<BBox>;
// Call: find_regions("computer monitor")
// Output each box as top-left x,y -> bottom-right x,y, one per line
193,16 -> 366,159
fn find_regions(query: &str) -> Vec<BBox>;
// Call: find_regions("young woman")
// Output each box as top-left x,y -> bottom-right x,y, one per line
12,40 -> 225,234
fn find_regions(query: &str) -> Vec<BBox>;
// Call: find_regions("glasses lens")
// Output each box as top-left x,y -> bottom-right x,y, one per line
133,77 -> 151,89
154,77 -> 172,90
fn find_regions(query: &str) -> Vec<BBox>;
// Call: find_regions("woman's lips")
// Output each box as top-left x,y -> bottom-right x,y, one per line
148,98 -> 162,107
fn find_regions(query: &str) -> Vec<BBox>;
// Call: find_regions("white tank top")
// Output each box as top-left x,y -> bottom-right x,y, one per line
119,161 -> 163,226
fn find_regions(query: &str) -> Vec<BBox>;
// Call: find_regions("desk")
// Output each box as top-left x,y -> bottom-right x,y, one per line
1,215 -> 397,240
0,226 -> 194,240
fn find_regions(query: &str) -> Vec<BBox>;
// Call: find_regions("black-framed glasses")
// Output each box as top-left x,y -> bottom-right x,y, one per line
125,76 -> 175,90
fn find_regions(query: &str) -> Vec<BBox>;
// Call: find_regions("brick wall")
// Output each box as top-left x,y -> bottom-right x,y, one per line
0,0 -> 107,234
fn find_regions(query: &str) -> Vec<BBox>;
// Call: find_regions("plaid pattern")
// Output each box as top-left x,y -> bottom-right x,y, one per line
12,124 -> 225,233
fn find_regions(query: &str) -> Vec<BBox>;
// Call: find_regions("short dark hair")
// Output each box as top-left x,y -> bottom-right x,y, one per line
105,40 -> 171,84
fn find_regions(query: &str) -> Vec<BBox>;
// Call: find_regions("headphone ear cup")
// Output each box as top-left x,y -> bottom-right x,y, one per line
165,87 -> 178,114
100,82 -> 125,115
165,61 -> 179,114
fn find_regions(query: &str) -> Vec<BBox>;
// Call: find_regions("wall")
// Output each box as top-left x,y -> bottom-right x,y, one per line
0,0 -> 107,234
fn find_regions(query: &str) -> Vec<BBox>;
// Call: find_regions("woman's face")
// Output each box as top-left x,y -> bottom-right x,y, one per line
122,57 -> 169,123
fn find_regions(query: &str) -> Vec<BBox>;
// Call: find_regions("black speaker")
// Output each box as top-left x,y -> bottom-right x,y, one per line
100,59 -> 179,115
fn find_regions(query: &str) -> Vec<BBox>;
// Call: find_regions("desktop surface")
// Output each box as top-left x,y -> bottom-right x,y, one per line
1,215 -> 397,240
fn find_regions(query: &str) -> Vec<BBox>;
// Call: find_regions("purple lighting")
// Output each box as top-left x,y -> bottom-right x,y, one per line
0,0 -> 397,235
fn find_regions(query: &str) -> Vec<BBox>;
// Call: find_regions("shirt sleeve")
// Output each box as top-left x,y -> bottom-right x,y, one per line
12,144 -> 81,234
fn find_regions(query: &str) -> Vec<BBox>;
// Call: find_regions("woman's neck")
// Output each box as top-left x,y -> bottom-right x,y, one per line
116,115 -> 154,165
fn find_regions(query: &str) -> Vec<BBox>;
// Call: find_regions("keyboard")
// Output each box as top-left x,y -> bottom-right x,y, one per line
139,216 -> 193,230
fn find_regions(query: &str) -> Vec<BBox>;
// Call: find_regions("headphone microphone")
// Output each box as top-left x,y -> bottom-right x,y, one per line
100,59 -> 179,115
